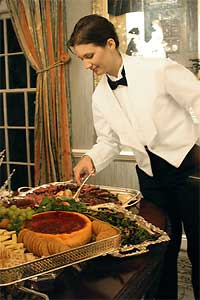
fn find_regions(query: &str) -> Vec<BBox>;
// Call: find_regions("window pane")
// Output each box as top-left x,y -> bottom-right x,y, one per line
0,129 -> 5,150
7,19 -> 21,53
0,57 -> 6,89
9,55 -> 27,88
30,165 -> 34,186
0,20 -> 4,54
28,92 -> 36,126
30,65 -> 37,88
7,93 -> 25,126
8,129 -> 27,162
29,129 -> 34,162
10,164 -> 28,191
0,94 -> 4,125
0,163 -> 7,187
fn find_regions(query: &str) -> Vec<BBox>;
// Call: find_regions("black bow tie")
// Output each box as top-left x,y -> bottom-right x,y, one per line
107,67 -> 128,90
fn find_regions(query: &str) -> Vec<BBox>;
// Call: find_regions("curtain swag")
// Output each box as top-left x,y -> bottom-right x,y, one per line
37,53 -> 70,74
6,0 -> 73,186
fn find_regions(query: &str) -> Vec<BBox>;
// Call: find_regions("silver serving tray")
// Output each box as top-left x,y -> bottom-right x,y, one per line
0,220 -> 120,286
0,181 -> 168,287
88,203 -> 170,258
100,185 -> 142,208
17,181 -> 143,209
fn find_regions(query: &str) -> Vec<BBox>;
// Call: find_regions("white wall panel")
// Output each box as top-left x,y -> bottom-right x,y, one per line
73,157 -> 139,189
66,0 -> 95,150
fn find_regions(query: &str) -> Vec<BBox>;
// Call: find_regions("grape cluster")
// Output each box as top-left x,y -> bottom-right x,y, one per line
0,205 -> 34,232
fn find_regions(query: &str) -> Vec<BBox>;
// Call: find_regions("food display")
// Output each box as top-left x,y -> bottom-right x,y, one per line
18,211 -> 92,256
0,229 -> 37,269
16,182 -> 142,209
88,203 -> 170,257
92,219 -> 119,241
89,208 -> 156,246
0,205 -> 34,232
0,194 -> 121,286
0,182 -> 169,286
18,182 -> 122,207
16,209 -> 118,257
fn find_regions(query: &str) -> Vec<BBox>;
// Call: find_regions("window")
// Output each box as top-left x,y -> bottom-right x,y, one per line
0,17 -> 37,190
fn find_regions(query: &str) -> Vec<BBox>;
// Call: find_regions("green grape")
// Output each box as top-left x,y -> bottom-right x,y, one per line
10,205 -> 17,210
8,210 -> 14,219
12,212 -> 19,221
18,215 -> 24,222
14,208 -> 20,217
20,210 -> 26,219
26,206 -> 32,211
0,205 -> 35,232
0,206 -> 7,216
26,212 -> 33,220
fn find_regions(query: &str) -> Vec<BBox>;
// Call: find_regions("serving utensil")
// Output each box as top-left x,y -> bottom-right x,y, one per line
73,169 -> 95,200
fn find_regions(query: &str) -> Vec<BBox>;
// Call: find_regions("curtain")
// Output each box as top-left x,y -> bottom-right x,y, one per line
7,0 -> 72,185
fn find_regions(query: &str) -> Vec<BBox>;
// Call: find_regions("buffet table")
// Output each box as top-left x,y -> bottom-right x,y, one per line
32,200 -> 170,300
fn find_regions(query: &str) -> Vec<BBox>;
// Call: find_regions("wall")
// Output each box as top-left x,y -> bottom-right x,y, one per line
0,0 -> 7,14
144,0 -> 198,68
66,0 -> 95,150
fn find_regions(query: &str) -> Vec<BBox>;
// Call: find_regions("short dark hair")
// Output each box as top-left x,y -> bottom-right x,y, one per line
67,14 -> 119,49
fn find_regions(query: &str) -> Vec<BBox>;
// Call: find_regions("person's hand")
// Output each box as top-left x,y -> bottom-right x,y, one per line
73,155 -> 95,185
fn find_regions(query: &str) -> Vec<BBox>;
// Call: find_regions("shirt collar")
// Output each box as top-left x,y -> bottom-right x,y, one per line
106,63 -> 124,82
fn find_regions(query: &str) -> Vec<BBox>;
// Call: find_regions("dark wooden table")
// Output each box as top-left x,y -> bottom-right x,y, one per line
36,200 -> 170,300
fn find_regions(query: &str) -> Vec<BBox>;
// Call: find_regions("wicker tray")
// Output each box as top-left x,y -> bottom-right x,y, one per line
0,223 -> 120,286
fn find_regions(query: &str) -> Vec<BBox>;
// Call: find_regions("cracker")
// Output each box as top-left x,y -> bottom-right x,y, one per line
38,238 -> 50,257
17,228 -> 29,243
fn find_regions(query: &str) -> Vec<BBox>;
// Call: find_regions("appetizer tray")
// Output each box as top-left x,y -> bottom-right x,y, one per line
0,223 -> 121,286
0,183 -> 169,286
16,181 -> 142,208
88,203 -> 170,258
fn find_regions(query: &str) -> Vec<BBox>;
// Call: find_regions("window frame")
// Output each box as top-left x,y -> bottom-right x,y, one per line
0,14 -> 36,189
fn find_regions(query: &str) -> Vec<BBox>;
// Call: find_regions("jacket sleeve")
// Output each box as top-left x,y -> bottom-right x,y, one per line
86,98 -> 121,173
164,59 -> 200,124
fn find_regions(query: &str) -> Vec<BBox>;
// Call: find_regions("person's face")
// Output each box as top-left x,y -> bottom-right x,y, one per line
73,39 -> 120,76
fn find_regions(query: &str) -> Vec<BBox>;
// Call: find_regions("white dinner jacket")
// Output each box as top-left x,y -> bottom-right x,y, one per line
86,54 -> 200,176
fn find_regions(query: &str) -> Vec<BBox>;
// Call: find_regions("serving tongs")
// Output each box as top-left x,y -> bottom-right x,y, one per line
73,169 -> 95,200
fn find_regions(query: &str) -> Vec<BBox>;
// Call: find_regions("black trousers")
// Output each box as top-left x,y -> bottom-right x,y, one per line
136,145 -> 200,300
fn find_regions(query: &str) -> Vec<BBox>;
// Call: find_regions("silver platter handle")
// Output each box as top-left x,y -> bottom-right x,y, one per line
17,186 -> 32,194
121,196 -> 142,208
119,191 -> 143,209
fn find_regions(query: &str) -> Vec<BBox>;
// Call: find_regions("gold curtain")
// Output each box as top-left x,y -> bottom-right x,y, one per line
7,0 -> 72,185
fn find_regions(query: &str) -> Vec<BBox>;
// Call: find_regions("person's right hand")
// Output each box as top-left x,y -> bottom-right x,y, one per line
73,155 -> 95,185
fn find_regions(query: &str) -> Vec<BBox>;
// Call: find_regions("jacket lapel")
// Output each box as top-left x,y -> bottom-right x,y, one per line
96,76 -> 145,153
